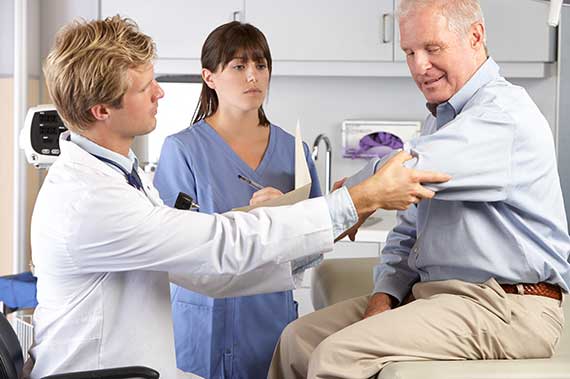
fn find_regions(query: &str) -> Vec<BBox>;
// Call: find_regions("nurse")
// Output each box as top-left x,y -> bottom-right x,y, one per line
153,22 -> 321,378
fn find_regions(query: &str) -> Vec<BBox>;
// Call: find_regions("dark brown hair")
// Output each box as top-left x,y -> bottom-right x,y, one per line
192,21 -> 272,126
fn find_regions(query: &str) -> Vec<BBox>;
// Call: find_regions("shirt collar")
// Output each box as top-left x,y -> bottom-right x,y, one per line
426,57 -> 500,128
69,131 -> 138,173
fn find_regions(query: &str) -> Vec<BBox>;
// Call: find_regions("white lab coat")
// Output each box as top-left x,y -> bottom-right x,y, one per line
28,135 -> 334,378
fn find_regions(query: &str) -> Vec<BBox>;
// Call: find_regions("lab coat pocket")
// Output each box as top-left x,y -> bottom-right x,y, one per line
172,300 -> 213,376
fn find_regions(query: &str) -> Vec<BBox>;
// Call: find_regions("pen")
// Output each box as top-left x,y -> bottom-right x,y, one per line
237,174 -> 264,191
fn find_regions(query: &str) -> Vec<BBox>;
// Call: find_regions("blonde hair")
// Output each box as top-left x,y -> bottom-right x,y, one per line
43,16 -> 156,132
398,0 -> 485,39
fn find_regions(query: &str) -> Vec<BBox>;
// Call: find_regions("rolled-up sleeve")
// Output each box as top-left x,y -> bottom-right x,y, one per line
404,110 -> 516,202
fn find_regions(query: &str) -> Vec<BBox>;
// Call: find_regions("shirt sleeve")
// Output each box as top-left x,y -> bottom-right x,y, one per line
290,184 -> 358,277
343,150 -> 399,189
325,186 -> 358,239
65,184 -> 335,277
372,207 -> 420,302
404,110 -> 516,202
153,135 -> 197,208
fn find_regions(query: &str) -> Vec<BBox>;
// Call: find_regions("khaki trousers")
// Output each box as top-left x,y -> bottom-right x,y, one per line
268,279 -> 564,379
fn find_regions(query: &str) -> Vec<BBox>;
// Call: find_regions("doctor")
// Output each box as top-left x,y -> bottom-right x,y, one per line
28,15 -> 449,378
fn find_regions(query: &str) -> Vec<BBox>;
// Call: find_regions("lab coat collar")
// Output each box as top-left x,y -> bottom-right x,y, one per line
69,131 -> 139,174
58,132 -> 161,205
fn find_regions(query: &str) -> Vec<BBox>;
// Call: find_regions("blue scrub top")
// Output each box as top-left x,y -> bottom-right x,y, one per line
154,120 -> 322,379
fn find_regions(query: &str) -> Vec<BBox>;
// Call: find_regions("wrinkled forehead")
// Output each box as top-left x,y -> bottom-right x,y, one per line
399,9 -> 453,47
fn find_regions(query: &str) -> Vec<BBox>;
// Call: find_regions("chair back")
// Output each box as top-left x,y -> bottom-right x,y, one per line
0,312 -> 23,379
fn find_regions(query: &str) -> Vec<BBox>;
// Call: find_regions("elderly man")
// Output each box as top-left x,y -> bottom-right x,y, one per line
268,0 -> 570,378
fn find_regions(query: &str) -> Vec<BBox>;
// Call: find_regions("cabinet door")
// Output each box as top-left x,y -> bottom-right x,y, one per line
100,0 -> 242,60
394,0 -> 556,62
480,0 -> 555,62
246,0 -> 395,61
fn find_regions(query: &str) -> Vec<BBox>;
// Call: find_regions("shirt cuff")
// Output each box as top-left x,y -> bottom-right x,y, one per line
324,186 -> 358,239
292,254 -> 323,275
373,267 -> 416,303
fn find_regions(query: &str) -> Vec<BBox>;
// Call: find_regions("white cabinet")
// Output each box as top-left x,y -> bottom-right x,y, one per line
100,0 -> 556,77
245,0 -> 395,62
100,0 -> 242,60
394,0 -> 556,63
481,0 -> 555,62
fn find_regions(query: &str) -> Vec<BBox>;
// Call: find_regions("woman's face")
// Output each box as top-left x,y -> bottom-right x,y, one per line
203,55 -> 270,115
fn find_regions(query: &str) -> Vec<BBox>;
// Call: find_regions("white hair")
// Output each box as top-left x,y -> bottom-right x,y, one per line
397,0 -> 486,38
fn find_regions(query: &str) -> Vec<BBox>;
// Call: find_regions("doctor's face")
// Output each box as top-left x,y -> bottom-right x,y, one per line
204,55 -> 270,115
109,64 -> 164,139
399,6 -> 483,104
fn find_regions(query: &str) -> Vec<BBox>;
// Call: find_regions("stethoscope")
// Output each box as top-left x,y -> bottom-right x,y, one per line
91,153 -> 199,209
91,154 -> 144,191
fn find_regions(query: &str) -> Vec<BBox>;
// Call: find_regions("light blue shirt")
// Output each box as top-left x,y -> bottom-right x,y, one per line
352,58 -> 570,302
69,132 -> 139,175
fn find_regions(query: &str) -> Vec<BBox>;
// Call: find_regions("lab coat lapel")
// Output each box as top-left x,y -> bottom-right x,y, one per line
60,137 -> 159,206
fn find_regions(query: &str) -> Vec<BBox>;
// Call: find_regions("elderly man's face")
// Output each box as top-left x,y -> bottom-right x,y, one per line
399,7 -> 483,104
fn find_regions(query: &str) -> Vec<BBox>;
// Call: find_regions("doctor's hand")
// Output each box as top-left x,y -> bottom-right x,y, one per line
249,187 -> 284,206
334,210 -> 374,242
347,151 -> 450,216
363,292 -> 394,319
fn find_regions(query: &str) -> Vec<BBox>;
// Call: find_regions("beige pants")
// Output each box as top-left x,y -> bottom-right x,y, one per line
268,279 -> 564,379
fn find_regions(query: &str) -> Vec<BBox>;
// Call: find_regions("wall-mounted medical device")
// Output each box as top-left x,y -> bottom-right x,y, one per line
341,120 -> 421,160
20,104 -> 67,168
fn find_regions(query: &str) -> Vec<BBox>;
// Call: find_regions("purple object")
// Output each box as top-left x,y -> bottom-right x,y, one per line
347,132 -> 403,159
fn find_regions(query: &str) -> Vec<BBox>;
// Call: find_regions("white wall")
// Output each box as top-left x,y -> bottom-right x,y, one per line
39,0 -> 99,99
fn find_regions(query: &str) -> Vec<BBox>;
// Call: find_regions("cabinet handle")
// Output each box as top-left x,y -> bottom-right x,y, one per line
232,11 -> 241,22
382,13 -> 393,44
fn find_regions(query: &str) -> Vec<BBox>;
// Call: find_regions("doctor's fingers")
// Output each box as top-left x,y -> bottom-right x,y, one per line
385,150 -> 413,166
410,168 -> 451,184
412,183 -> 436,200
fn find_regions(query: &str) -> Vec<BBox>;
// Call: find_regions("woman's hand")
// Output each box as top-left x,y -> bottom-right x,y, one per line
249,187 -> 284,206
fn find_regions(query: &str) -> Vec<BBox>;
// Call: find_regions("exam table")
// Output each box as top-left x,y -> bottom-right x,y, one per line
311,258 -> 570,379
